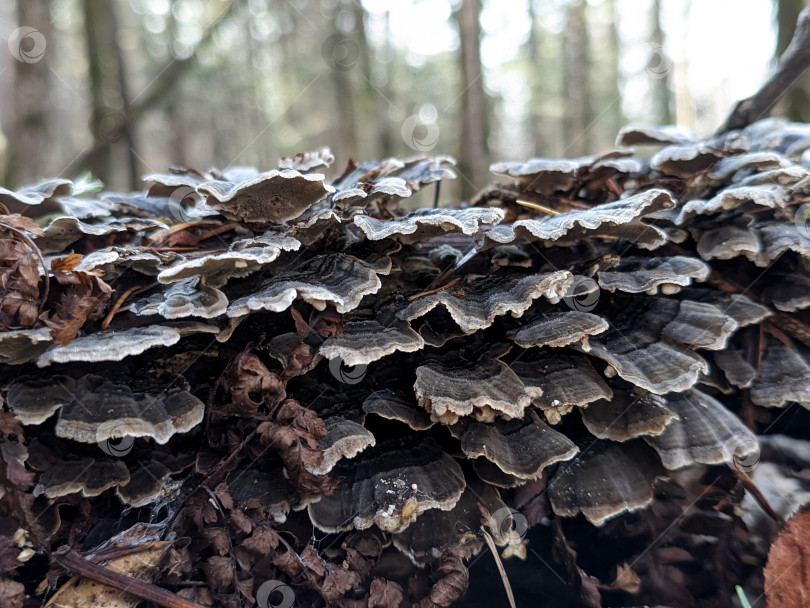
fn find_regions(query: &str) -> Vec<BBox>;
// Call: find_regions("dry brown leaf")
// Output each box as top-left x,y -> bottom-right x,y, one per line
0,411 -> 23,437
300,544 -> 361,603
0,213 -> 44,236
218,350 -> 285,417
40,269 -> 113,344
202,527 -> 231,556
369,577 -> 404,608
605,563 -> 641,594
254,398 -> 339,499
256,420 -> 338,499
202,555 -> 234,591
765,506 -> 810,608
0,537 -> 21,573
342,531 -> 383,576
0,443 -> 34,489
0,579 -> 25,608
0,233 -> 43,328
414,552 -> 469,608
237,525 -> 280,557
50,253 -> 83,271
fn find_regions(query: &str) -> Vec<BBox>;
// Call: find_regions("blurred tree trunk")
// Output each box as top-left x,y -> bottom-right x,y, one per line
606,0 -> 625,135
650,0 -> 673,125
327,4 -> 359,165
526,0 -> 547,155
355,2 -> 392,160
166,0 -> 187,167
456,0 -> 489,200
82,0 -> 138,187
777,0 -> 810,122
374,10 -> 396,159
562,0 -> 592,156
4,0 -> 52,187
73,1 -> 238,182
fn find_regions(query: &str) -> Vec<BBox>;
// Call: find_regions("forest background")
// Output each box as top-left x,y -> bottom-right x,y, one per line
1,0 -> 807,205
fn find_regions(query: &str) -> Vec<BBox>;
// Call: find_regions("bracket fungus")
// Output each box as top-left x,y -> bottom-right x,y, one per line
508,311 -> 609,349
580,389 -> 677,442
320,315 -> 425,367
414,347 -> 531,423
199,168 -> 335,224
132,278 -> 228,319
450,416 -> 578,480
643,389 -> 759,470
4,115 -> 810,608
36,325 -> 183,367
226,253 -> 382,317
156,235 -> 301,286
399,270 -> 573,334
32,458 -> 131,499
307,436 -> 465,533
596,255 -> 710,294
548,440 -> 666,526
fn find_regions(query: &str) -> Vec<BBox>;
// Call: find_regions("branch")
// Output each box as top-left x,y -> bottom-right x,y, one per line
53,547 -> 208,608
718,7 -> 810,133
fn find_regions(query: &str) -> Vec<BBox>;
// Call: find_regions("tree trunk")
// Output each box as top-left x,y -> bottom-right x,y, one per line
70,1 -> 239,180
650,0 -> 673,125
326,4 -> 359,166
562,0 -> 592,156
109,0 -> 139,187
82,0 -> 136,186
777,0 -> 810,122
374,10 -> 396,160
456,0 -> 489,201
606,0 -> 625,135
165,0 -> 187,167
526,0 -> 547,155
4,0 -> 52,187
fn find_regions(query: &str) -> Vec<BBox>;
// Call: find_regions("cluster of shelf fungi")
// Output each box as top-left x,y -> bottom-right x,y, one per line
2,113 -> 810,605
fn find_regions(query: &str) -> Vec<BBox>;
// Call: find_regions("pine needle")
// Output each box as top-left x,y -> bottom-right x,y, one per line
481,526 -> 516,608
516,199 -> 560,215
735,585 -> 752,608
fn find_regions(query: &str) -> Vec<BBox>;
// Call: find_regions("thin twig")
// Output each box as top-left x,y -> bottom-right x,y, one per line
732,470 -> 784,525
407,277 -> 460,301
101,284 -> 141,329
196,222 -> 240,242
